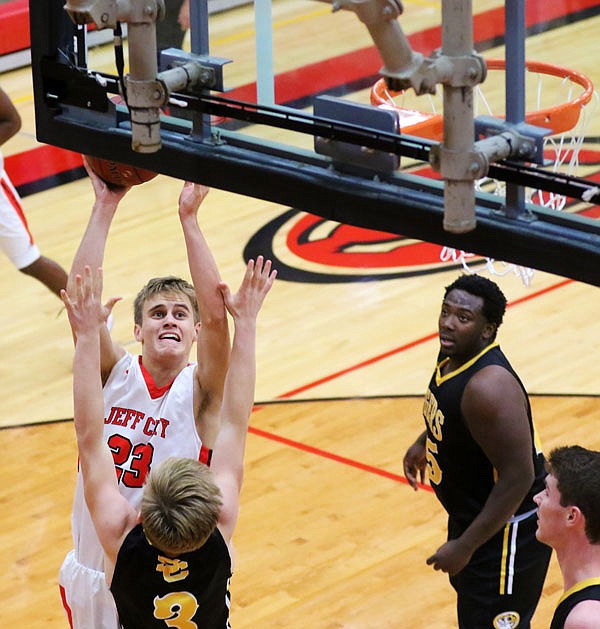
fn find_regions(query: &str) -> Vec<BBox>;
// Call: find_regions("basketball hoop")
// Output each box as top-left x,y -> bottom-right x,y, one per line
370,58 -> 598,285
371,59 -> 595,140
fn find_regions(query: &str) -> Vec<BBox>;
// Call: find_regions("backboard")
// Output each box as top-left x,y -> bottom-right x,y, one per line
29,0 -> 600,286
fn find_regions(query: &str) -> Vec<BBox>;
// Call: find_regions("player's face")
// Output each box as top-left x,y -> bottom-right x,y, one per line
533,474 -> 565,546
134,292 -> 199,361
438,289 -> 495,362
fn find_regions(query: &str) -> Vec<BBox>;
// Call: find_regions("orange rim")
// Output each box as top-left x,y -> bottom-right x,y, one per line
370,58 -> 595,140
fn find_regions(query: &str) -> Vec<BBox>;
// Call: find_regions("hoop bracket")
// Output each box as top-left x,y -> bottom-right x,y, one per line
429,50 -> 487,89
430,145 -> 486,181
475,116 -> 551,165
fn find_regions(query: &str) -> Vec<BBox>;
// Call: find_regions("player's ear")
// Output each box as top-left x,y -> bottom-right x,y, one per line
134,323 -> 143,342
566,506 -> 583,527
482,321 -> 496,340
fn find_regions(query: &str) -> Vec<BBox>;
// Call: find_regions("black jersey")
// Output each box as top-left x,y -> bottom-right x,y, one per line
423,343 -> 546,532
550,578 -> 600,629
110,523 -> 231,629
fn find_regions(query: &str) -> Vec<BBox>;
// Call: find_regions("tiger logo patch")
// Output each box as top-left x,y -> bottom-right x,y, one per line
493,611 -> 521,628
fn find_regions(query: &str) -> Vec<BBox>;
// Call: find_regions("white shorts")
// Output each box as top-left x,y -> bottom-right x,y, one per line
59,550 -> 120,629
0,170 -> 40,269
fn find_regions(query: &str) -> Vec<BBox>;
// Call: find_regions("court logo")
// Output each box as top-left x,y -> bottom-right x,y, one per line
243,208 -> 466,283
493,611 -> 521,628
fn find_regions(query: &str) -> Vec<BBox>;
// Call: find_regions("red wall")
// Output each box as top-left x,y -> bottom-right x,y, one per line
0,0 -> 30,56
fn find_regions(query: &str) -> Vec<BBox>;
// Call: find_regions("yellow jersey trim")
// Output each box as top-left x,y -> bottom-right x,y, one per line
556,576 -> 600,607
435,343 -> 499,386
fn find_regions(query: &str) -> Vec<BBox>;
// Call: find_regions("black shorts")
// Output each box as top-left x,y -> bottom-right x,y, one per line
449,510 -> 551,628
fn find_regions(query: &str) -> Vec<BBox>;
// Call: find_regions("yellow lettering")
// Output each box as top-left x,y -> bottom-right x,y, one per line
154,592 -> 199,628
426,437 -> 443,485
423,389 -> 444,441
156,556 -> 190,583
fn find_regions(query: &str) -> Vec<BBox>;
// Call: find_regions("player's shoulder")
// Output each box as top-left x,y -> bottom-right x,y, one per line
465,362 -> 518,395
564,598 -> 600,628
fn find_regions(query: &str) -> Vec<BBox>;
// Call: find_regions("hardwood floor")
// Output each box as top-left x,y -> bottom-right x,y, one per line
2,396 -> 599,627
0,0 -> 599,627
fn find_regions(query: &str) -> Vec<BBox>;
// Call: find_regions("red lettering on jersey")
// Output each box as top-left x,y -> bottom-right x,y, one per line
111,407 -> 128,426
106,407 -> 169,438
106,406 -> 147,430
157,418 -> 170,438
130,410 -> 144,430
105,406 -> 118,425
143,417 -> 157,436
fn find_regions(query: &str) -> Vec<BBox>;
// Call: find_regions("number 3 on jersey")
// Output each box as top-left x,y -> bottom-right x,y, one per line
108,434 -> 155,488
154,592 -> 199,628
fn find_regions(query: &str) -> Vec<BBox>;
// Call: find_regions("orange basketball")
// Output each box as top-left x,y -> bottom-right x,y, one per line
85,155 -> 158,187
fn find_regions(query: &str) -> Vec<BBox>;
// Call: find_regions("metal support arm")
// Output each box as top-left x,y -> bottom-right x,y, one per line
315,0 -> 429,93
64,0 -> 165,152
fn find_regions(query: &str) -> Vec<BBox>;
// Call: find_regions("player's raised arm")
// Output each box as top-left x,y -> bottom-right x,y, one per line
61,267 -> 136,565
68,158 -> 131,378
211,256 -> 276,544
178,183 -> 231,449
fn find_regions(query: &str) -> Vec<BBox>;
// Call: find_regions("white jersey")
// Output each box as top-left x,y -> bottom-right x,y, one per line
71,352 -> 202,570
0,150 -> 41,269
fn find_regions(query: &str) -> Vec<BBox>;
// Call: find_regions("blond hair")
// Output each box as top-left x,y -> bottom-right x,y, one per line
141,457 -> 223,555
133,277 -> 199,325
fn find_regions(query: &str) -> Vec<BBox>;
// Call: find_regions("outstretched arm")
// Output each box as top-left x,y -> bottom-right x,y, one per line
68,158 -> 130,379
178,183 -> 231,449
62,268 -> 136,566
211,256 -> 276,543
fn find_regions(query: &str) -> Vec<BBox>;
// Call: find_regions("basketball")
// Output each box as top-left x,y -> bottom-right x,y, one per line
83,93 -> 158,187
85,155 -> 158,187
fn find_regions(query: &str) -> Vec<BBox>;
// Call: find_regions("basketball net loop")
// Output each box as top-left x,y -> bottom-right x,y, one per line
371,59 -> 598,286
439,248 -> 536,287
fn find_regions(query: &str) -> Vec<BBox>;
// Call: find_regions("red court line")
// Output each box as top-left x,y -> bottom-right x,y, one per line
276,277 -> 573,401
278,333 -> 438,399
508,278 -> 572,305
248,421 -> 432,493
